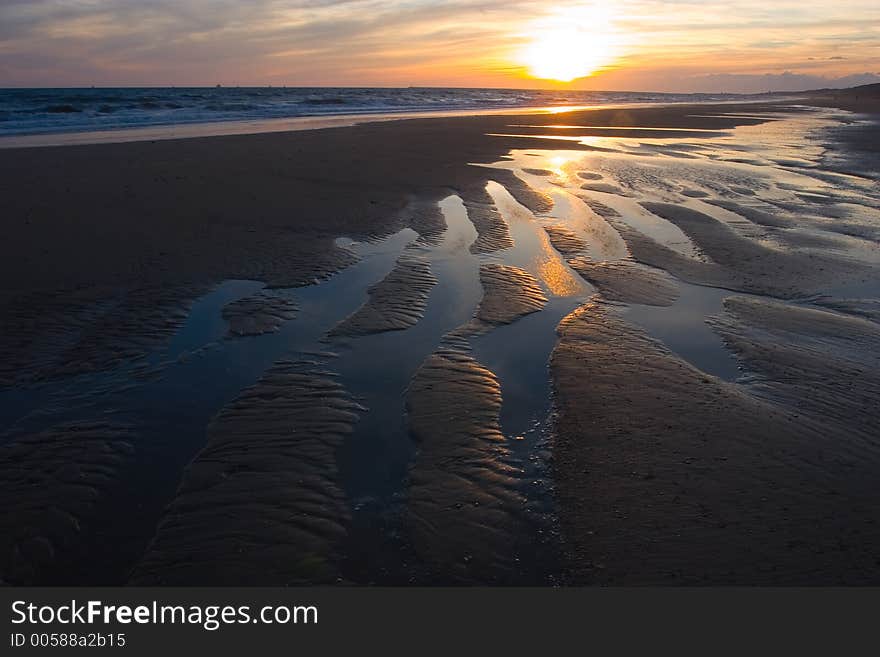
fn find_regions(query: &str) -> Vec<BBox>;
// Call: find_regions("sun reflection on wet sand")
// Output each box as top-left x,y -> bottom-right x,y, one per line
479,105 -> 880,399
485,181 -> 588,297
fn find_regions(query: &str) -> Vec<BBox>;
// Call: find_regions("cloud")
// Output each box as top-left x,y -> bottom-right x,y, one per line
0,1 -> 878,90
684,71 -> 880,93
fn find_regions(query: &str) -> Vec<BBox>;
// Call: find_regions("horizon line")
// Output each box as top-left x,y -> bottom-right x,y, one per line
0,84 -> 825,96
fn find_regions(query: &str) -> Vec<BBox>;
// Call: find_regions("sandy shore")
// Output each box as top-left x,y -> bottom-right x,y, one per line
0,103 -> 787,294
2,97 -> 878,585
0,102 -> 791,391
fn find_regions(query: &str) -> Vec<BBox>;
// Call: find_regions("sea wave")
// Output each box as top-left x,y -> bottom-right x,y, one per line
0,87 -> 753,136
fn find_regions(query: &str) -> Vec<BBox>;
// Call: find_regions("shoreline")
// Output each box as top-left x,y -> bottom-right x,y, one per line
0,97 -> 797,150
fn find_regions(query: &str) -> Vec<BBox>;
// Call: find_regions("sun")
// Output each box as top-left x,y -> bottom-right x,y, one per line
519,6 -> 622,82
523,28 -> 613,82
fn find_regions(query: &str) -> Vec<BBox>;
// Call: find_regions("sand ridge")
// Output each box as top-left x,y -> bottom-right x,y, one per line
0,422 -> 134,585
461,185 -> 515,254
709,296 -> 880,442
542,217 -> 678,306
551,299 -> 880,584
402,255 -> 553,582
329,253 -> 437,337
568,257 -> 679,306
222,290 -> 298,337
811,296 -> 880,322
406,198 -> 447,245
0,284 -> 204,389
405,341 -> 523,583
130,360 -> 362,585
615,202 -> 872,297
0,103 -> 793,395
472,263 -> 548,327
543,223 -> 588,257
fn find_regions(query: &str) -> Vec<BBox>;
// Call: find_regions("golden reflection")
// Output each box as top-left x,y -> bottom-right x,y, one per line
545,106 -> 583,115
487,133 -> 628,152
532,222 -> 588,297
485,179 -> 588,297
546,153 -> 581,178
536,256 -> 586,297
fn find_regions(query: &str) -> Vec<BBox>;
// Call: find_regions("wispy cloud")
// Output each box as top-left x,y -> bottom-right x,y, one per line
0,0 -> 877,90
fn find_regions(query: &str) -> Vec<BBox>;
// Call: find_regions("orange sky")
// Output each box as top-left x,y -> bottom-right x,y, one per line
1,1 -> 878,92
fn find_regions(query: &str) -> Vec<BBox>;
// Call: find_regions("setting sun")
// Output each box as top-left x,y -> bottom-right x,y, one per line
519,6 -> 623,82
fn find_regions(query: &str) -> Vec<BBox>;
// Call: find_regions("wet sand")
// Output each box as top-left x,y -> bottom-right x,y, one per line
0,103 -> 785,295
0,422 -> 134,584
552,300 -> 880,584
130,360 -> 362,585
329,254 -> 437,337
2,97 -> 879,585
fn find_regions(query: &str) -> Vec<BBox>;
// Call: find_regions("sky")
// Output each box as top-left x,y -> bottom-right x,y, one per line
1,0 -> 878,92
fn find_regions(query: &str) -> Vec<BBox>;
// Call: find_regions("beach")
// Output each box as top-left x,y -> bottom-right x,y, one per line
1,94 -> 879,585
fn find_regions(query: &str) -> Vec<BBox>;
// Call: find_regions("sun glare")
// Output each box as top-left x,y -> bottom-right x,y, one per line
520,6 -> 622,82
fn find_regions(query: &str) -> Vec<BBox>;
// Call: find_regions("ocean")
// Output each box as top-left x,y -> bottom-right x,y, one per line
0,87 -> 755,137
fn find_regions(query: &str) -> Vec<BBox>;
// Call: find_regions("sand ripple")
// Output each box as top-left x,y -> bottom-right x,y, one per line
543,224 -> 588,257
709,296 -> 880,442
0,422 -> 133,585
130,361 -> 362,585
222,290 -> 297,337
490,169 -> 554,215
552,300 -> 880,584
568,257 -> 679,306
0,285 -> 201,388
329,254 -> 437,336
405,343 -> 523,583
472,263 -> 547,327
461,186 -> 514,254
626,202 -> 870,297
406,199 -> 447,245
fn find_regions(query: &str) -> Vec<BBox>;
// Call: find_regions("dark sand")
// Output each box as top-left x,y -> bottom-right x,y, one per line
222,290 -> 298,337
403,257 -> 555,583
0,104 -> 782,294
130,360 -> 362,585
0,422 -> 134,584
405,340 -> 522,584
797,84 -> 880,177
2,97 -> 878,585
551,300 -> 880,584
0,103 -> 784,390
329,254 -> 437,337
